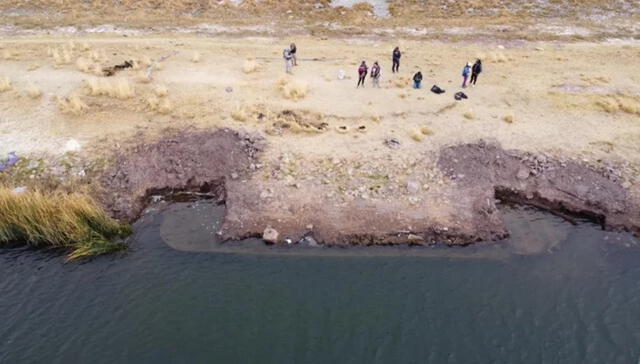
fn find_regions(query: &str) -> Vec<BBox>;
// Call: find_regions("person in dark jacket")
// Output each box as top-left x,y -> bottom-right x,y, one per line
470,59 -> 482,86
290,43 -> 297,66
392,47 -> 401,73
413,71 -> 423,89
357,61 -> 368,88
370,61 -> 381,88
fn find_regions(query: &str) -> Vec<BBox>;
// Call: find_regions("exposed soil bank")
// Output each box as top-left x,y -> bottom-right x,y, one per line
99,132 -> 640,246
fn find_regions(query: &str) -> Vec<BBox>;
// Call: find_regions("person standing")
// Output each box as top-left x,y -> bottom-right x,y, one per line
413,71 -> 423,89
357,61 -> 368,88
462,62 -> 472,88
392,47 -> 401,73
290,43 -> 298,66
470,59 -> 482,86
371,61 -> 381,88
283,47 -> 293,74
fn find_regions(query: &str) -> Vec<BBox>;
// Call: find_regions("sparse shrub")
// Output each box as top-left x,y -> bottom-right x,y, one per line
86,78 -> 135,99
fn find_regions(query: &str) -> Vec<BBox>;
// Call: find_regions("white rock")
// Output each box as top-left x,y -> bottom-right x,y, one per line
262,227 -> 279,243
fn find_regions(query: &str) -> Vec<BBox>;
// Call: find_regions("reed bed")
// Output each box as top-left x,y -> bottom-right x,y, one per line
0,188 -> 131,260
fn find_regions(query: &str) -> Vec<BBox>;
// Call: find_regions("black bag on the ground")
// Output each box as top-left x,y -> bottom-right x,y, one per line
454,91 -> 468,100
431,85 -> 445,94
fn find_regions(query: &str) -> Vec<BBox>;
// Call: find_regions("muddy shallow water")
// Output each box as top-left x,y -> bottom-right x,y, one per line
1,203 -> 640,363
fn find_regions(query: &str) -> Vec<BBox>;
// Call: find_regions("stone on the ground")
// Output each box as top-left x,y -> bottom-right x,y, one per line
516,168 -> 530,180
262,227 -> 279,243
407,181 -> 420,194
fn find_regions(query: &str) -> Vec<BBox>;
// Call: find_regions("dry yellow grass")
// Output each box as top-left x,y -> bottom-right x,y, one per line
26,83 -> 42,99
420,125 -> 434,135
277,77 -> 308,100
242,59 -> 260,74
154,83 -> 168,97
410,130 -> 425,142
191,51 -> 201,63
595,95 -> 640,115
146,95 -> 172,114
0,77 -> 12,92
58,95 -> 89,115
86,78 -> 135,99
76,57 -> 94,73
0,188 -> 130,260
463,111 -> 474,119
503,113 -> 516,123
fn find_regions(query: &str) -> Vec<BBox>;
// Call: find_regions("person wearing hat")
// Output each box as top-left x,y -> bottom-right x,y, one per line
461,62 -> 472,88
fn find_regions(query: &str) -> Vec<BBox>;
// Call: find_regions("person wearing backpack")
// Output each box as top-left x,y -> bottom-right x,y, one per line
357,61 -> 368,88
370,61 -> 381,88
461,62 -> 472,88
470,59 -> 482,86
413,71 -> 423,89
392,47 -> 401,73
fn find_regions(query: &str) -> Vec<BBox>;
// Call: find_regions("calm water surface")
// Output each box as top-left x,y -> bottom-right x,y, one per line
1,202 -> 640,364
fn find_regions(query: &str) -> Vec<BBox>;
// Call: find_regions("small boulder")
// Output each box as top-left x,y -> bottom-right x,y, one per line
262,227 -> 279,243
407,181 -> 420,194
516,168 -> 530,180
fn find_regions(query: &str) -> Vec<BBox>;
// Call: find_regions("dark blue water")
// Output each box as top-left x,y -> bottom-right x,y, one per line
1,203 -> 640,364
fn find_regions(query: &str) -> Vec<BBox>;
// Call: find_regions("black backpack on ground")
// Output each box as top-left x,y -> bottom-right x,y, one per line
431,85 -> 445,94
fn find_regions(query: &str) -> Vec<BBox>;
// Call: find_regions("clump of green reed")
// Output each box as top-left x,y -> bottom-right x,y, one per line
0,188 -> 131,260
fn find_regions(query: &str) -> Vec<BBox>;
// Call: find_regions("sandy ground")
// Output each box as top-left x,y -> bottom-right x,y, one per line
1,35 -> 639,164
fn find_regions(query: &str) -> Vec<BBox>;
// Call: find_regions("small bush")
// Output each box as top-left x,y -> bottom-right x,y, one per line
26,83 -> 42,99
0,188 -> 130,260
277,77 -> 308,100
58,95 -> 89,115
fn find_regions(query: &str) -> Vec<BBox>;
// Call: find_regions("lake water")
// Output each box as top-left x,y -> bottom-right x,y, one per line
1,201 -> 640,363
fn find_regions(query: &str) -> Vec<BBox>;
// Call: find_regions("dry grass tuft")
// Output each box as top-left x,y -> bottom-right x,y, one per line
154,83 -> 168,97
191,51 -> 201,63
0,188 -> 130,260
242,59 -> 260,74
595,95 -> 640,115
503,113 -> 516,123
86,78 -> 135,99
463,111 -> 474,119
58,95 -> 89,115
0,77 -> 12,92
146,95 -> 172,114
420,125 -> 434,135
76,57 -> 94,73
231,106 -> 249,122
277,77 -> 308,100
410,130 -> 425,142
26,83 -> 42,99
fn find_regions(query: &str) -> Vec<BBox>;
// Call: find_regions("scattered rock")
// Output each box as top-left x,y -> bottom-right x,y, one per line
406,181 -> 420,194
516,168 -> 530,180
262,226 -> 279,243
384,137 -> 401,149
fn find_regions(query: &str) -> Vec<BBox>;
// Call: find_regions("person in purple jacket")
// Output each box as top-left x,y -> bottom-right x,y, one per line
357,61 -> 368,88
